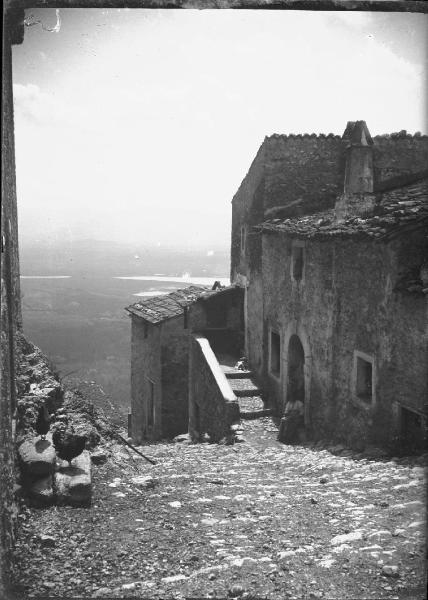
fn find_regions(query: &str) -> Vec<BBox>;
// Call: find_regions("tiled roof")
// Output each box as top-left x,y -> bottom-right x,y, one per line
257,179 -> 428,240
125,284 -> 239,324
126,286 -> 210,324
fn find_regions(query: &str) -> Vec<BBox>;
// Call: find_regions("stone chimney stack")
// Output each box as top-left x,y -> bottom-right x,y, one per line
335,120 -> 375,222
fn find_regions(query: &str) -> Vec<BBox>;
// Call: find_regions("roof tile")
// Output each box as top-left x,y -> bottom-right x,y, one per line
257,179 -> 428,240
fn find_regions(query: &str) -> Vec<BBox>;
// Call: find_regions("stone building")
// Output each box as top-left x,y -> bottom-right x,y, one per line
231,120 -> 428,452
126,284 -> 243,443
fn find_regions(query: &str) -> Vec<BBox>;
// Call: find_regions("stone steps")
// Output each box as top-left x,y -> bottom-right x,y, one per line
224,369 -> 254,379
238,394 -> 273,420
220,360 -> 272,422
240,407 -> 274,420
227,376 -> 262,397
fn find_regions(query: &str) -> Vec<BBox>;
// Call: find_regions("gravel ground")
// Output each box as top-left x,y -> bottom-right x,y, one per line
11,417 -> 427,600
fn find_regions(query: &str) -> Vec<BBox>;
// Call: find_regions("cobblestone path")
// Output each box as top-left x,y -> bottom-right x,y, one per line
12,417 -> 427,600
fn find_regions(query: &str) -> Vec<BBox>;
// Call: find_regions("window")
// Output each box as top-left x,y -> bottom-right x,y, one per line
353,351 -> 374,405
240,225 -> 246,254
292,245 -> 304,281
270,331 -> 281,377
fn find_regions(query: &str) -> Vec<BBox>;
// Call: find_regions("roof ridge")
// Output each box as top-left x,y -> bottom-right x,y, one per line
374,131 -> 428,140
266,131 -> 428,141
267,133 -> 341,140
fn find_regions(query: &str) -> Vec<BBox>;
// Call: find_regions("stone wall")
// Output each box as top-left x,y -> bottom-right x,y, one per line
373,134 -> 428,184
231,130 -> 428,286
130,317 -> 161,443
230,142 -> 268,283
1,10 -> 24,596
330,234 -> 427,450
261,234 -> 335,425
263,134 -> 345,213
160,317 -> 192,439
189,335 -> 240,443
260,230 -> 427,450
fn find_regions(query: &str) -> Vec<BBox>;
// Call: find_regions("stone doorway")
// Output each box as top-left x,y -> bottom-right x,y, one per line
287,334 -> 305,404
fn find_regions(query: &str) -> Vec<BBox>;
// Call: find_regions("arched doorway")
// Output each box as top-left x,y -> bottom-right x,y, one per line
287,334 -> 305,404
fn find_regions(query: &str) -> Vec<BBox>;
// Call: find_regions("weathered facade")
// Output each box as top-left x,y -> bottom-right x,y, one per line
126,285 -> 243,443
231,121 -> 428,452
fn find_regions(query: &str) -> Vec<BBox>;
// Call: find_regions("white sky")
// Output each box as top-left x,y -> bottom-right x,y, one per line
12,9 -> 427,248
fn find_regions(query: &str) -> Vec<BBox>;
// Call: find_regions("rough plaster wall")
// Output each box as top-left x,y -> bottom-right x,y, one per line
262,235 -> 335,423
188,303 -> 207,331
373,136 -> 428,184
130,318 -> 161,443
263,135 -> 345,212
261,232 -> 426,449
332,236 -> 427,449
160,317 -> 190,438
231,143 -> 266,282
246,275 -> 264,378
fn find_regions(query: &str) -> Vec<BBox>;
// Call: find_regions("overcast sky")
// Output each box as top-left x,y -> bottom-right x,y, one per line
12,9 -> 427,249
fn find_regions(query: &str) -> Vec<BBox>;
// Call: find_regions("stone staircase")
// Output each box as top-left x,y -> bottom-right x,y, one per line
224,368 -> 273,420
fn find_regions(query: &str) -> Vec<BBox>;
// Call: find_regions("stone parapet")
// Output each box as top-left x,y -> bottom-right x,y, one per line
189,335 -> 239,443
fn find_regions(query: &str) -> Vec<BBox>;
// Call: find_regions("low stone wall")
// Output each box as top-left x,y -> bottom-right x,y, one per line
189,335 -> 239,443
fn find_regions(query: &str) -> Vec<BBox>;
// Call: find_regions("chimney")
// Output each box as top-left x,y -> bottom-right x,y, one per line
335,120 -> 375,222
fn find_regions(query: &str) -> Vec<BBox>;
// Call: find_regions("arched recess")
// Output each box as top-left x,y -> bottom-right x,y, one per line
282,321 -> 312,427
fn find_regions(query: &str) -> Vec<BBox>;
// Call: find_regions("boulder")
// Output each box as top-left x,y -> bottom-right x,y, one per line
29,475 -> 54,507
381,565 -> 400,578
38,534 -> 56,547
131,475 -> 156,489
173,433 -> 191,443
18,437 -> 56,478
54,451 -> 92,507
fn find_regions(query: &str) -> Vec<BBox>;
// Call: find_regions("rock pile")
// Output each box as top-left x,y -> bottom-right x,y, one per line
14,334 -> 113,508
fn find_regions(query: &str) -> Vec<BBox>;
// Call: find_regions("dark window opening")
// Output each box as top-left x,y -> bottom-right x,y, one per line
356,356 -> 372,402
270,331 -> 281,376
288,334 -> 305,403
401,407 -> 425,454
240,226 -> 246,254
147,380 -> 154,429
194,401 -> 200,435
292,246 -> 304,281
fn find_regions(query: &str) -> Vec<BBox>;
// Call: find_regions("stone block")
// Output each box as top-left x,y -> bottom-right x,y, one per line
173,433 -> 191,443
131,475 -> 156,489
18,437 -> 56,478
29,475 -> 54,507
90,450 -> 108,464
54,450 -> 91,507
